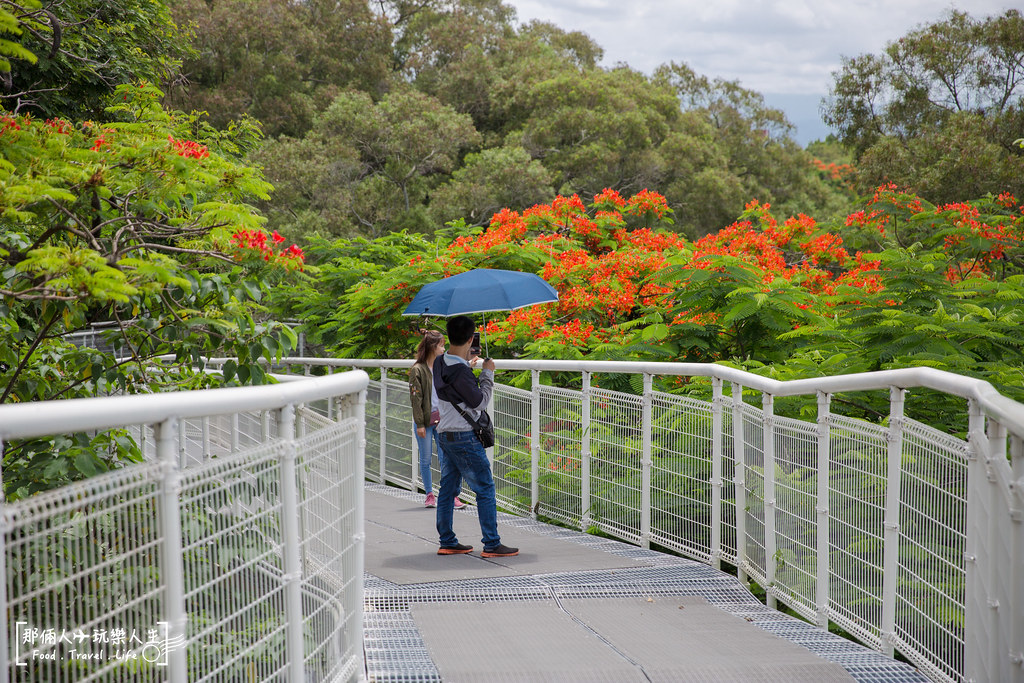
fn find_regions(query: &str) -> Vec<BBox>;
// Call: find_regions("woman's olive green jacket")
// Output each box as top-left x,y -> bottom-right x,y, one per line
408,362 -> 433,429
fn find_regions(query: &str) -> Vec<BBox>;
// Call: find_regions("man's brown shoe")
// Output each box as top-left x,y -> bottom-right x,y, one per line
481,544 -> 518,558
437,543 -> 473,555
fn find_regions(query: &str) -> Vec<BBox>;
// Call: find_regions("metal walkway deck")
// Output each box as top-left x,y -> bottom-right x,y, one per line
361,484 -> 929,682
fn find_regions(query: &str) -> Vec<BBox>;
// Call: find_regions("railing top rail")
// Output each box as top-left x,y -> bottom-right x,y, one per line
258,357 -> 1024,435
0,370 -> 369,441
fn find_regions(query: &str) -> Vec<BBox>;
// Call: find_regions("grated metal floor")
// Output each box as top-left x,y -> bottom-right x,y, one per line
362,484 -> 929,682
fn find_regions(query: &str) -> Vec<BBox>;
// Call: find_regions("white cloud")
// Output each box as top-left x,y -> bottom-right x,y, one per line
506,0 -> 1017,94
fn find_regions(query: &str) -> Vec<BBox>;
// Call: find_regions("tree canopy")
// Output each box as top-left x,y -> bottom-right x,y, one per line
823,9 -> 1024,202
185,0 -> 847,241
165,0 -> 392,138
2,0 -> 186,119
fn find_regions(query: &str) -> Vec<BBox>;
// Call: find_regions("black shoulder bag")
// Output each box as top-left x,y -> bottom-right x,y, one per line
451,403 -> 495,448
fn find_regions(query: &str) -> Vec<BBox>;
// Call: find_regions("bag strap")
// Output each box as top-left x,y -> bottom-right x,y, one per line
449,401 -> 485,431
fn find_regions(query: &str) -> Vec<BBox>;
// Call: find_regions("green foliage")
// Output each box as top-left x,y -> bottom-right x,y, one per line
656,62 -> 849,234
167,0 -> 855,241
654,256 -> 823,362
428,145 -> 555,227
271,231 -> 438,355
0,2 -> 39,73
3,429 -> 142,500
3,0 -> 188,120
256,87 -> 481,238
1,83 -> 304,499
510,65 -> 681,197
166,0 -> 392,138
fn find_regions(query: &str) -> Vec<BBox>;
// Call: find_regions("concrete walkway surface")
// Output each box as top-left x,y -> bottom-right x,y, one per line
362,484 -> 929,683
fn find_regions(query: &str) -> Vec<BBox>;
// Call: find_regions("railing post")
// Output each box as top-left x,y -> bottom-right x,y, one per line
351,389 -> 367,675
326,366 -> 334,420
965,399 -> 987,682
486,376 -> 495,462
881,387 -> 905,657
178,418 -> 187,467
763,393 -> 777,610
1007,432 -> 1023,682
531,370 -> 541,520
581,371 -> 592,532
155,418 -> 187,683
379,367 -> 388,483
276,404 -> 305,682
711,377 -> 723,570
732,382 -> 747,584
201,416 -> 211,462
985,419 -> 1009,680
815,391 -> 831,629
230,413 -> 239,453
410,367 -> 417,489
641,373 -> 653,549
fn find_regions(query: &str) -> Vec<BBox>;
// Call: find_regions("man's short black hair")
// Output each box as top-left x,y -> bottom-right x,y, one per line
446,315 -> 476,346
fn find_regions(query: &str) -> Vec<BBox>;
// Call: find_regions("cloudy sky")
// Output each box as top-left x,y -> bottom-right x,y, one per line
503,1 -> 1017,144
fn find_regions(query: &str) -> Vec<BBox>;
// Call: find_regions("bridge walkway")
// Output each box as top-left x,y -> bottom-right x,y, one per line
361,484 -> 929,682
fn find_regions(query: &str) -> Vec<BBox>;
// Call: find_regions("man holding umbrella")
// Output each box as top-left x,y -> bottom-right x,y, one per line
432,315 -> 519,558
404,268 -> 556,557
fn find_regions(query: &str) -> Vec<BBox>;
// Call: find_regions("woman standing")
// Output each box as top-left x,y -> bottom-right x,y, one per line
410,330 -> 465,509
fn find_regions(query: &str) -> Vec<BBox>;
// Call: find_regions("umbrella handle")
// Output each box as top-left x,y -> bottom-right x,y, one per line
482,312 -> 489,359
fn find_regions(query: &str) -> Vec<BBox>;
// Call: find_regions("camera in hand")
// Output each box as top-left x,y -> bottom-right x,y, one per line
470,331 -> 481,356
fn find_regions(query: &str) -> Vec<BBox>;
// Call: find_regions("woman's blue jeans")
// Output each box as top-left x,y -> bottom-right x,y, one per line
414,425 -> 442,494
436,430 -> 501,550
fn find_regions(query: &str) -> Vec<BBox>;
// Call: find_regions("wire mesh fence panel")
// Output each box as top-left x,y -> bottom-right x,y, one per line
741,403 -> 767,585
649,393 -> 715,562
1,374 -> 367,683
137,413 -> 260,464
365,381 -> 382,483
828,414 -> 888,649
5,464 -> 168,682
205,415 -> 239,457
179,419 -> 208,467
237,411 -> 272,452
492,385 -> 532,516
536,386 -> 583,527
383,376 -> 414,490
179,444 -> 289,683
588,388 -> 643,545
296,409 -> 364,683
771,416 -> 821,618
896,419 -> 969,683
720,408 -> 738,565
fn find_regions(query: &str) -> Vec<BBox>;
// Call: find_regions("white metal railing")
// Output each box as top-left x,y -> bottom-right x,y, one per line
62,322 -> 309,357
250,357 -> 1024,683
0,371 -> 369,683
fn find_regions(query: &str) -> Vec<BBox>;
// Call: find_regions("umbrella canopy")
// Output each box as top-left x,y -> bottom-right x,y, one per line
402,269 -> 558,317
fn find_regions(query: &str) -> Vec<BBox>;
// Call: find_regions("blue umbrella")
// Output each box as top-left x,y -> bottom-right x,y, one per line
402,269 -> 559,357
402,269 -> 558,317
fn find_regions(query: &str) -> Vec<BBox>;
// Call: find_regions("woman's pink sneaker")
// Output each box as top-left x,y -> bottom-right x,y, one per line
424,493 -> 437,508
453,497 -> 466,509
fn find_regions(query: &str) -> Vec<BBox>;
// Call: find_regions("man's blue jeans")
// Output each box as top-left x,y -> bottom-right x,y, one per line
414,425 -> 442,493
436,430 -> 501,550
